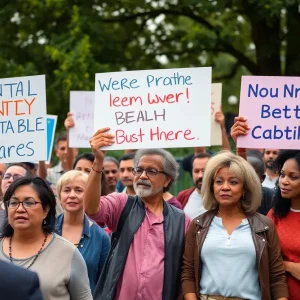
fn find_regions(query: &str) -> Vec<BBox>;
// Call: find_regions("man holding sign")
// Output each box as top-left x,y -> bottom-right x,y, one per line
84,128 -> 190,300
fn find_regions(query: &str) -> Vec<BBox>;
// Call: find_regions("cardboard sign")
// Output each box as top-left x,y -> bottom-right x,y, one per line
94,68 -> 212,150
69,91 -> 94,148
46,115 -> 57,163
211,83 -> 222,146
238,76 -> 300,149
0,75 -> 47,163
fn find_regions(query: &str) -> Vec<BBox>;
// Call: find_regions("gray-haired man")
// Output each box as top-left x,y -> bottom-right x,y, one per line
84,128 -> 190,300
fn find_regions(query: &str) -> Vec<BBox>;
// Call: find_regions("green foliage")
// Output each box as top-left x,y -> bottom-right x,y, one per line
0,0 -> 299,158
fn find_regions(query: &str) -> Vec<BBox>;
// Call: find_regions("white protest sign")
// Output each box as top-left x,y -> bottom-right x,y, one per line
0,75 -> 47,163
94,68 -> 212,150
69,91 -> 94,148
210,83 -> 222,146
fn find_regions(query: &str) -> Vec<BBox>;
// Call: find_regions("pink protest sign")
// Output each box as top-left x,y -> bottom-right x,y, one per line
237,76 -> 300,149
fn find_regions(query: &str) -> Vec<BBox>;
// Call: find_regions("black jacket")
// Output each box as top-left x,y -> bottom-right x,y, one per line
94,196 -> 186,300
0,260 -> 43,300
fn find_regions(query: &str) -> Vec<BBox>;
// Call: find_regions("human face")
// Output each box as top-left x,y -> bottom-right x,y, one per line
193,157 -> 209,192
103,161 -> 119,190
213,167 -> 244,208
263,149 -> 280,169
60,177 -> 85,213
1,166 -> 27,196
7,185 -> 49,232
279,158 -> 300,201
55,140 -> 68,163
120,159 -> 134,187
74,159 -> 93,175
133,155 -> 171,199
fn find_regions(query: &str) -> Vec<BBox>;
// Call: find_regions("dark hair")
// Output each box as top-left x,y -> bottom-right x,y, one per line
104,156 -> 119,168
247,150 -> 263,160
55,131 -> 67,148
192,152 -> 211,165
1,177 -> 56,237
72,152 -> 95,169
6,163 -> 32,178
119,152 -> 135,162
272,150 -> 300,218
247,155 -> 265,178
72,152 -> 109,196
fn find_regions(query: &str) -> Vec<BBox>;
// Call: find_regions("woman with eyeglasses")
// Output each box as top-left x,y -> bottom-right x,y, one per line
55,170 -> 110,293
0,177 -> 92,300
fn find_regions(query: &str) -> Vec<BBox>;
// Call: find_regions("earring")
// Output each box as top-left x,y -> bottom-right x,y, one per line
43,219 -> 47,225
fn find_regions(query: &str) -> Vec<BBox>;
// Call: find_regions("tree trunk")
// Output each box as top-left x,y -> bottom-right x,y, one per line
242,0 -> 281,75
285,4 -> 300,76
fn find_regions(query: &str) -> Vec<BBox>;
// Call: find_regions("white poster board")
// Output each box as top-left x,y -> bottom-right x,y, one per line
210,83 -> 222,146
69,91 -> 94,148
94,68 -> 212,150
0,75 -> 47,163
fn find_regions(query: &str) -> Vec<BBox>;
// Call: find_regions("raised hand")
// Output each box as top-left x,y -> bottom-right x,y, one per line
215,106 -> 225,128
89,128 -> 114,163
230,116 -> 249,143
64,112 -> 75,131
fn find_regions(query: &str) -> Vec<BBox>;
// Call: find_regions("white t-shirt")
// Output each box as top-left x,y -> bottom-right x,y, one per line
262,174 -> 277,189
183,189 -> 206,220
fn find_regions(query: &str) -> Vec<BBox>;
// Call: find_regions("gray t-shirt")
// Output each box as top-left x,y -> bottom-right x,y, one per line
0,233 -> 92,300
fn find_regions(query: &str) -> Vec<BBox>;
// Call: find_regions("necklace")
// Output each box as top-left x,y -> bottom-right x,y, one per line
9,233 -> 49,269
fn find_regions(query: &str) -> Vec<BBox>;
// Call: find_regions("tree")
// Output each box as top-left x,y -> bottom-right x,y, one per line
95,0 -> 300,76
1,0 -> 299,129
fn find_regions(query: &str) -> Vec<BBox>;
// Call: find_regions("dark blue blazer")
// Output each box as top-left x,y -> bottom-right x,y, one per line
0,260 -> 43,300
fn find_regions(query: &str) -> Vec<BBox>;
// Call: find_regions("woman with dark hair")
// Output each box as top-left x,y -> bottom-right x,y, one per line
267,150 -> 300,300
0,177 -> 92,300
73,152 -> 109,196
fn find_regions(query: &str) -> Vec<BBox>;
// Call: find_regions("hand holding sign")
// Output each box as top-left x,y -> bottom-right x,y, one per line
64,112 -> 75,131
214,106 -> 225,129
231,116 -> 249,143
89,128 -> 114,163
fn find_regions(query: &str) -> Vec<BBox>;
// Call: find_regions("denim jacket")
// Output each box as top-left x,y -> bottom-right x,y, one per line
55,214 -> 110,293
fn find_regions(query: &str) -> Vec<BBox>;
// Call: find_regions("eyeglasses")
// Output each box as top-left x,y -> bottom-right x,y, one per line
132,167 -> 168,177
1,173 -> 23,181
7,199 -> 42,209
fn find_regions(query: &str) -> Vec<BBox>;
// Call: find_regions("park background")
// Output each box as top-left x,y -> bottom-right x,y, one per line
1,0 -> 299,192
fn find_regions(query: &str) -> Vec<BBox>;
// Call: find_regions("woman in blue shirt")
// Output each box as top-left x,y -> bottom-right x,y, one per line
55,170 -> 110,293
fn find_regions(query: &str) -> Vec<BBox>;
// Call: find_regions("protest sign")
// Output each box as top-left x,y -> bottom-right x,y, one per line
0,75 -> 47,163
211,83 -> 222,146
94,68 -> 212,150
237,76 -> 300,149
46,115 -> 57,163
69,91 -> 94,148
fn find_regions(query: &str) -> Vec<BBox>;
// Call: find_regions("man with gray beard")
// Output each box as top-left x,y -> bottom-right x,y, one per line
84,128 -> 190,300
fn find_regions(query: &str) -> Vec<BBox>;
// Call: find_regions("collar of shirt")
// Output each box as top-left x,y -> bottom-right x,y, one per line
55,213 -> 91,238
52,162 -> 65,174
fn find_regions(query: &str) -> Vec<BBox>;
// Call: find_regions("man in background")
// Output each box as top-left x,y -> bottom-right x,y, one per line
119,153 -> 135,196
262,148 -> 280,189
103,156 -> 120,194
178,153 -> 210,219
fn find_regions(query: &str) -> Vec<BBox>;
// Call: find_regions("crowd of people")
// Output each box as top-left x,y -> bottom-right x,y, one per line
0,110 -> 298,300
